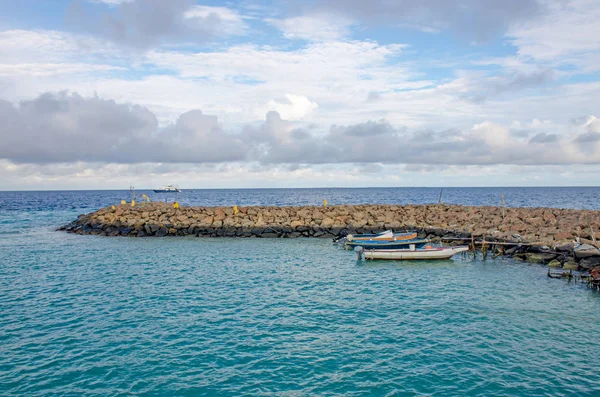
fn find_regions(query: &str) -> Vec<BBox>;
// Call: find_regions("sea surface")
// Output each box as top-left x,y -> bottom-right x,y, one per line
1,188 -> 600,396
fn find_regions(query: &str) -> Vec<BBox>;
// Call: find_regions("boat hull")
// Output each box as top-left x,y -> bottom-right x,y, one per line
153,189 -> 180,193
363,246 -> 469,260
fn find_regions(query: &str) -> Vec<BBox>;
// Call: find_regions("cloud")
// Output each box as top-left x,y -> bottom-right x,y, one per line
183,5 -> 249,36
0,29 -> 117,64
306,0 -> 543,42
574,131 -> 600,143
529,133 -> 559,143
261,94 -> 318,120
254,115 -> 600,166
508,0 -> 600,70
3,91 -> 600,169
455,68 -> 555,103
0,92 -> 245,164
0,63 -> 124,77
89,0 -> 132,4
68,0 -> 248,49
268,14 -> 353,41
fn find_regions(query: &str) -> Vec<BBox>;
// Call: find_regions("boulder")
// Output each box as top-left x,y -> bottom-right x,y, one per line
156,226 -> 168,237
504,246 -> 521,256
579,257 -> 600,270
574,244 -> 600,259
321,218 -> 335,229
554,242 -> 574,252
528,245 -> 551,253
525,252 -> 557,264
260,232 -> 279,238
562,261 -> 578,271
554,231 -> 573,241
547,260 -> 562,268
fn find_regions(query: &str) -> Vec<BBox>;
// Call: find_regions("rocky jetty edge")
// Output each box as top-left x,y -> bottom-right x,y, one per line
60,202 -> 600,272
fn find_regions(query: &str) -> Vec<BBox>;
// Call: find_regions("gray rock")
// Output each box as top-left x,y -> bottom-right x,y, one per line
528,245 -> 551,253
554,242 -> 574,252
525,252 -> 557,264
260,232 -> 279,238
574,244 -> 600,259
562,260 -> 578,271
155,226 -> 168,237
579,257 -> 600,269
547,260 -> 562,268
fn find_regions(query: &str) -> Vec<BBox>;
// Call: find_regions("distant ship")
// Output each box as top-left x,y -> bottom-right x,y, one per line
153,184 -> 181,193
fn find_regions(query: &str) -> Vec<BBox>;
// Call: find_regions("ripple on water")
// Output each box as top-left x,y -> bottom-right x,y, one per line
2,233 -> 600,396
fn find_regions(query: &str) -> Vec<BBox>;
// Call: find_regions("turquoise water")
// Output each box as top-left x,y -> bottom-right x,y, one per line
2,190 -> 600,396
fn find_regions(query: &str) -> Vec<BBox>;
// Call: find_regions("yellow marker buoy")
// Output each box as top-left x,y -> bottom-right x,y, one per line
111,205 -> 116,210
323,198 -> 328,206
233,205 -> 239,215
121,200 -> 126,205
173,202 -> 179,209
131,200 -> 135,207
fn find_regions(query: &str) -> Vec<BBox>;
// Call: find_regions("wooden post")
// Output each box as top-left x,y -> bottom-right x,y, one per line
482,238 -> 488,260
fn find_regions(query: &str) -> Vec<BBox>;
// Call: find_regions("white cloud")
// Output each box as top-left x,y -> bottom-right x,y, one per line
89,0 -> 132,4
5,91 -> 600,170
508,0 -> 600,70
184,5 -> 249,36
268,14 -> 353,41
0,63 -> 125,77
0,92 -> 246,164
0,30 -> 116,63
70,0 -> 248,49
310,0 -> 543,43
262,94 -> 318,120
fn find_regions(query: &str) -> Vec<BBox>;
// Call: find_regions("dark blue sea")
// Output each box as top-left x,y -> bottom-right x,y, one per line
2,187 -> 600,396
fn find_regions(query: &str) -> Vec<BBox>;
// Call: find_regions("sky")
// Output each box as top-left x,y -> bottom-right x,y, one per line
1,0 -> 600,190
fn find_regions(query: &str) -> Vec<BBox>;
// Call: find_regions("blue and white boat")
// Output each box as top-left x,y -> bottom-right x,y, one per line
344,237 -> 429,250
153,184 -> 181,193
347,231 -> 418,242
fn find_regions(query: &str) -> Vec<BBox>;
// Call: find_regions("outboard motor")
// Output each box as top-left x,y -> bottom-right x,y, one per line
354,246 -> 364,260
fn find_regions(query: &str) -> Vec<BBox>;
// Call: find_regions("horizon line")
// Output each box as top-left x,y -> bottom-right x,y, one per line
1,186 -> 600,193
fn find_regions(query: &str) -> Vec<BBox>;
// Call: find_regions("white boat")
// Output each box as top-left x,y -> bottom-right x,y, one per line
153,184 -> 181,193
357,245 -> 469,260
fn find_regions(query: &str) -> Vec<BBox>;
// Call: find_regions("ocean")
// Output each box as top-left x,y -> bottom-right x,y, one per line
1,188 -> 600,396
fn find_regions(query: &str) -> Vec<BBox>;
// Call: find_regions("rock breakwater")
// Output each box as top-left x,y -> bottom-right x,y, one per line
62,202 -> 600,242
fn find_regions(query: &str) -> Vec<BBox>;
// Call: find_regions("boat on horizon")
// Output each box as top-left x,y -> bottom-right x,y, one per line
153,184 -> 181,193
356,245 -> 469,261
